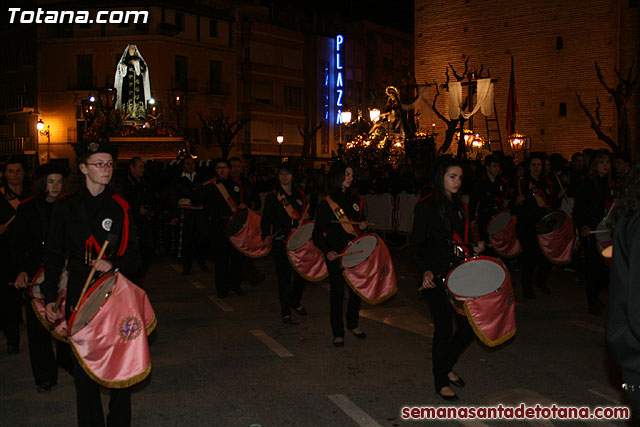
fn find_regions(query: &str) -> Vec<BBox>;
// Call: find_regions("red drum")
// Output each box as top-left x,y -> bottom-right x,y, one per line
536,210 -> 576,265
30,268 -> 68,342
446,256 -> 517,347
486,211 -> 522,258
67,272 -> 156,388
226,208 -> 270,258
285,222 -> 328,282
340,234 -> 397,304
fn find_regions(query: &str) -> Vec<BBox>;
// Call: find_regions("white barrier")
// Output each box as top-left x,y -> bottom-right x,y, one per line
363,193 -> 394,232
396,193 -> 419,234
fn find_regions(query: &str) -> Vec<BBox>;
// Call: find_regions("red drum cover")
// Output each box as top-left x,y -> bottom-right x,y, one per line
286,222 -> 328,282
227,209 -> 270,258
30,268 -> 69,342
341,234 -> 397,305
446,256 -> 516,347
536,211 -> 575,265
68,272 -> 156,388
487,211 -> 522,258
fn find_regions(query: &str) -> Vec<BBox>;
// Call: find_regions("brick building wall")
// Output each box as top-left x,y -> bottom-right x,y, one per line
415,0 -> 639,160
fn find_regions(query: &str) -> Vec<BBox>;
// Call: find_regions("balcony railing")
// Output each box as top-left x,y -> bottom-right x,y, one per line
0,137 -> 37,154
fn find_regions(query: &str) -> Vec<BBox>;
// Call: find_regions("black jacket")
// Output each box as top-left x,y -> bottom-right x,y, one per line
606,211 -> 640,378
202,177 -> 244,230
260,187 -> 306,240
573,174 -> 614,230
469,174 -> 510,238
312,192 -> 364,255
12,197 -> 54,278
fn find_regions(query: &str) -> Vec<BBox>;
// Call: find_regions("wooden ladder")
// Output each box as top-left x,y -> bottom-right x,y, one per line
484,100 -> 504,152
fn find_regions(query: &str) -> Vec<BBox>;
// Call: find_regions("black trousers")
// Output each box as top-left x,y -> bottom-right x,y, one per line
519,233 -> 553,295
180,209 -> 208,270
0,276 -> 21,348
583,237 -> 609,309
424,284 -> 474,392
72,355 -> 131,427
212,228 -> 242,295
328,261 -> 361,338
272,241 -> 305,317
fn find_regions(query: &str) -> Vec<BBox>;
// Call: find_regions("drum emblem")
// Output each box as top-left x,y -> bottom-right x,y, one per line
88,142 -> 99,152
296,199 -> 302,205
234,186 -> 240,192
379,263 -> 390,278
119,315 -> 143,341
352,203 -> 360,212
102,218 -> 113,231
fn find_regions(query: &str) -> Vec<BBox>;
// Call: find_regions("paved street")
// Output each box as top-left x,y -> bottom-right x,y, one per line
0,246 -> 631,426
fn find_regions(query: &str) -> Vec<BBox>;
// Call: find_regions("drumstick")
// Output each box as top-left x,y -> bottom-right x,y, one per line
588,230 -> 610,234
333,250 -> 363,258
294,205 -> 310,233
331,220 -> 375,226
452,241 -> 494,248
553,172 -> 569,203
73,240 -> 110,312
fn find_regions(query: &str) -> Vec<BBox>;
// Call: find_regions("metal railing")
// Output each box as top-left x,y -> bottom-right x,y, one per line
0,137 -> 37,153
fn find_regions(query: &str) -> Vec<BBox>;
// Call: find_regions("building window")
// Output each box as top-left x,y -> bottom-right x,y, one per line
77,55 -> 93,90
175,12 -> 184,32
556,36 -> 563,50
175,56 -> 188,89
210,20 -> 218,37
559,102 -> 567,117
284,86 -> 302,108
209,60 -> 222,93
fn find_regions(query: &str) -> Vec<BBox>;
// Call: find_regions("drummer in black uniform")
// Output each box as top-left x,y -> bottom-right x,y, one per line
410,157 -> 485,401
43,140 -> 141,427
12,163 -> 71,393
313,161 -> 367,347
469,155 -> 510,244
261,162 -> 309,323
573,151 -> 614,315
202,158 -> 245,298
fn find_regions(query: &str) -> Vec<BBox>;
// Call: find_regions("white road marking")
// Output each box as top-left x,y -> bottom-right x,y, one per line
327,394 -> 382,427
170,264 -> 182,273
192,281 -> 205,289
587,388 -> 622,405
360,306 -> 434,338
207,295 -> 233,312
569,320 -> 605,334
250,330 -> 293,358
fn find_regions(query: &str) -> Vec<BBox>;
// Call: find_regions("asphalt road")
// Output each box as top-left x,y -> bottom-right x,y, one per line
0,247 -> 631,426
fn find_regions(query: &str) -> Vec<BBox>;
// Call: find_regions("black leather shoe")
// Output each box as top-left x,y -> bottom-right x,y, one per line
535,284 -> 551,295
36,382 -> 55,393
333,337 -> 344,347
436,388 -> 459,401
448,374 -> 465,388
292,306 -> 308,316
7,345 -> 19,354
348,328 -> 367,339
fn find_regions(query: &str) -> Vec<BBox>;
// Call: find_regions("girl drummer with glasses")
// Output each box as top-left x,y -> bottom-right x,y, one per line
410,157 -> 485,401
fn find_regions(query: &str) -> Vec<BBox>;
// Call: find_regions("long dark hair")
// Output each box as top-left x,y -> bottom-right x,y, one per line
327,160 -> 353,200
431,157 -> 464,219
32,174 -> 66,200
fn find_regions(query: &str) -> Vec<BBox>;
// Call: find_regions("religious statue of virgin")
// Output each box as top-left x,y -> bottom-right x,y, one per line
114,44 -> 151,120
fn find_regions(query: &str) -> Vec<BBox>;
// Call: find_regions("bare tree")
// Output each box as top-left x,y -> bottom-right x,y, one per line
576,60 -> 638,154
297,121 -> 322,162
198,112 -> 246,160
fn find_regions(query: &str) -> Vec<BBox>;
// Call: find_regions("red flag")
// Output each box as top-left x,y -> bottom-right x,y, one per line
506,56 -> 518,136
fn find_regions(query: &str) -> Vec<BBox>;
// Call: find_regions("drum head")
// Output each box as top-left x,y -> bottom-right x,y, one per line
29,269 -> 45,299
536,210 -> 567,235
447,258 -> 505,298
595,218 -> 612,243
286,222 -> 314,251
341,235 -> 377,268
70,273 -> 116,336
601,244 -> 613,259
487,211 -> 511,235
226,208 -> 249,236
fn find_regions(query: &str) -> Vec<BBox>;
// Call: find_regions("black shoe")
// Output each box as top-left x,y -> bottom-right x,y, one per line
436,388 -> 459,401
231,286 -> 245,296
7,345 -> 18,354
216,289 -> 229,298
535,284 -> 551,295
36,381 -> 55,393
348,328 -> 367,339
333,337 -> 344,347
292,306 -> 308,316
282,315 -> 293,324
198,260 -> 209,273
249,272 -> 266,286
448,374 -> 465,388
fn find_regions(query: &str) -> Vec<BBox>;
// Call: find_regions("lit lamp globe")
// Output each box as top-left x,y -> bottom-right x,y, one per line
36,119 -> 45,131
276,133 -> 284,145
369,108 -> 380,122
340,111 -> 352,124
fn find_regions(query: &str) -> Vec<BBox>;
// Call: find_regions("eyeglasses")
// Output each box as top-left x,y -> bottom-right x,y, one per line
86,161 -> 114,169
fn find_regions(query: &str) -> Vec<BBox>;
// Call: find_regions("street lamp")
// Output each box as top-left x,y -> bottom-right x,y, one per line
37,119 -> 51,161
369,108 -> 380,122
276,132 -> 284,161
339,111 -> 351,145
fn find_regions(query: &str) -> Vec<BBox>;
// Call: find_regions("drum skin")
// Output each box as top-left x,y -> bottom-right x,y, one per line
340,234 -> 397,305
285,222 -> 328,282
227,209 -> 270,258
536,211 -> 576,265
68,272 -> 156,388
446,256 -> 516,347
487,211 -> 522,258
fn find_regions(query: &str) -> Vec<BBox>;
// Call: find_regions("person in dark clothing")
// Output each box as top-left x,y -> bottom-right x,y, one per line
0,155 -> 31,354
469,155 -> 511,242
202,158 -> 245,298
12,163 -> 72,393
261,162 -> 309,323
43,141 -> 141,427
312,161 -> 367,347
513,155 -> 560,298
574,152 -> 614,316
410,158 -> 484,401
606,161 -> 640,417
